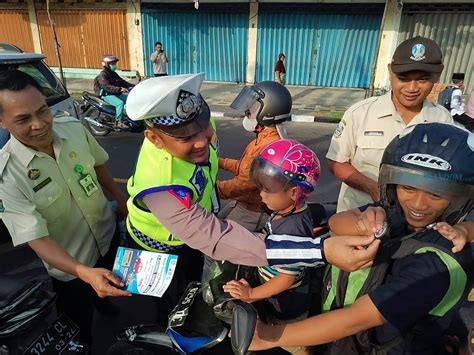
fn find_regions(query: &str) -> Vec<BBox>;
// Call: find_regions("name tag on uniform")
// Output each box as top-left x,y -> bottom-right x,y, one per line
364,131 -> 384,136
78,173 -> 99,197
33,177 -> 52,192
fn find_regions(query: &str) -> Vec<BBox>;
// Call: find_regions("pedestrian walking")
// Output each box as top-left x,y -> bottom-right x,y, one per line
274,53 -> 286,85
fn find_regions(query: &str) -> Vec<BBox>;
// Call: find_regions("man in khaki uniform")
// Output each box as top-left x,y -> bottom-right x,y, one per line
327,36 -> 453,212
0,70 -> 130,345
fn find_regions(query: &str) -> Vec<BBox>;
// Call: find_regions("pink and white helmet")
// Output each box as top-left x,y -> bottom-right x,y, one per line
250,139 -> 320,194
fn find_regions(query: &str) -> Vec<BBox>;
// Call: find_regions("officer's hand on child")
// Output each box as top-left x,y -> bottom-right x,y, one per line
433,222 -> 469,253
223,278 -> 254,302
356,206 -> 386,237
77,265 -> 131,298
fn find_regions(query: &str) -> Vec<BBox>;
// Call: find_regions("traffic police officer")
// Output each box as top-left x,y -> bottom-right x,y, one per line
124,73 -> 219,322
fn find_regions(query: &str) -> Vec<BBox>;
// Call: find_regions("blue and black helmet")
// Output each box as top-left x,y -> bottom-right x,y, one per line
230,81 -> 292,126
379,122 -> 474,225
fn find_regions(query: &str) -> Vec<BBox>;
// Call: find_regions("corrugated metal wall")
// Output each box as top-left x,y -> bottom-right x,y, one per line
0,10 -> 35,53
399,4 -> 473,92
36,9 -> 130,69
141,3 -> 248,82
256,4 -> 383,88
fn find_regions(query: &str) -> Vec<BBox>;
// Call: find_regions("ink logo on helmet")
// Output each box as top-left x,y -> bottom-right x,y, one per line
410,44 -> 426,61
176,90 -> 202,120
401,153 -> 451,171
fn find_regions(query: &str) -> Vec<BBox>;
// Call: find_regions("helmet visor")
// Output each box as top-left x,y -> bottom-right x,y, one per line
250,156 -> 293,193
379,165 -> 470,200
230,86 -> 264,113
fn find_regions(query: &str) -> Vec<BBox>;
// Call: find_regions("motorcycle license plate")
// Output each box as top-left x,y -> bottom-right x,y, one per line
168,282 -> 201,328
23,313 -> 79,355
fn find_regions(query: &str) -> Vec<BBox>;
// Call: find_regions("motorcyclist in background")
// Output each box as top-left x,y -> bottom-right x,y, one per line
96,54 -> 134,128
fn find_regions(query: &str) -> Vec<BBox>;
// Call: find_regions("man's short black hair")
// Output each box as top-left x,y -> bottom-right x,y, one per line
0,70 -> 43,114
155,41 -> 163,47
452,72 -> 465,85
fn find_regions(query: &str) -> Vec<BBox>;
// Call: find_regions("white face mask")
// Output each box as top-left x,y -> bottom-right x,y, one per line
242,116 -> 258,132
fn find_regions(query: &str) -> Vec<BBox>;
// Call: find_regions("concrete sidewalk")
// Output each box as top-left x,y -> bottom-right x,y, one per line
66,78 -> 366,122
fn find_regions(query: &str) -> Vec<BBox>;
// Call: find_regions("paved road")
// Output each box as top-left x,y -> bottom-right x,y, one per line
99,118 -> 340,204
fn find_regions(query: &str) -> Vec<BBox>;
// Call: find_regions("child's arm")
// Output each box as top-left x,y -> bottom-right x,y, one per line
434,221 -> 474,253
218,157 -> 239,174
223,273 -> 295,303
329,206 -> 386,237
249,294 -> 385,350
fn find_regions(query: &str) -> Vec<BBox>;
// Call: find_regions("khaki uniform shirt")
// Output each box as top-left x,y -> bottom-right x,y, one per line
326,92 -> 453,212
0,117 -> 115,281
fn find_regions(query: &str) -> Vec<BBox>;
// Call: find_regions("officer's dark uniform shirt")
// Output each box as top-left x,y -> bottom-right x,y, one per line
360,203 -> 473,354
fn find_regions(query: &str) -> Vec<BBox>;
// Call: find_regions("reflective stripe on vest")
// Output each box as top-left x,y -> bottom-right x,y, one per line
414,247 -> 467,316
322,246 -> 466,317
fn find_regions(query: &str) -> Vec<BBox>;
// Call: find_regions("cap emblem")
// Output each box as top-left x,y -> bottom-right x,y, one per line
410,44 -> 426,61
176,90 -> 202,120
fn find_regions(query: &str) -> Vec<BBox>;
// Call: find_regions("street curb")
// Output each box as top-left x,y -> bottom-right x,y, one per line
211,111 -> 340,124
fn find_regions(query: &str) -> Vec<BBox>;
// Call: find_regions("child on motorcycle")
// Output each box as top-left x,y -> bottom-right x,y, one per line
248,122 -> 473,354
97,54 -> 134,128
224,139 -> 321,355
218,81 -> 291,232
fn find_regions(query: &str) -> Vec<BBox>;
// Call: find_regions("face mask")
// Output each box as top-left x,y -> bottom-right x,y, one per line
109,64 -> 117,71
242,116 -> 258,132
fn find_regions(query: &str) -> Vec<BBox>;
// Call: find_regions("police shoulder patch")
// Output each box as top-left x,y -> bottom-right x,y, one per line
167,187 -> 192,209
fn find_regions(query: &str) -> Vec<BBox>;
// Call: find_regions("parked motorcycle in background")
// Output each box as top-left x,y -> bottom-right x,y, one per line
0,276 -> 88,355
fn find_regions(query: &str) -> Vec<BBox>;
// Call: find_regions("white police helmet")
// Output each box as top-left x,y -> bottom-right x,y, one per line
126,73 -> 210,138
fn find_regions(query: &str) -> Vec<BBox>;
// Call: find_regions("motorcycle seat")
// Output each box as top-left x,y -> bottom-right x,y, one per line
82,91 -> 116,113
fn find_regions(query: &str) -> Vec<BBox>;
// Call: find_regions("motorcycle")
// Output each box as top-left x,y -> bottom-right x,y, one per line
0,276 -> 88,355
105,202 -> 334,355
106,262 -> 257,355
79,91 -> 144,137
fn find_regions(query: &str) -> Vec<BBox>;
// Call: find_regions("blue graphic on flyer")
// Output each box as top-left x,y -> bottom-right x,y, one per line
112,247 -> 178,297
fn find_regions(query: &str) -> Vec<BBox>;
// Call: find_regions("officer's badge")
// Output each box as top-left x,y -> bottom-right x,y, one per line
27,169 -> 41,180
190,165 -> 207,196
410,44 -> 426,61
176,90 -> 202,120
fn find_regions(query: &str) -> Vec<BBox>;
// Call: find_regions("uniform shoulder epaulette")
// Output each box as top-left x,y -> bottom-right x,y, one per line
347,95 -> 378,113
0,148 -> 10,178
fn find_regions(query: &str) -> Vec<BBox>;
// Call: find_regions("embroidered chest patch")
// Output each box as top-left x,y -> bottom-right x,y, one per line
189,165 -> 207,196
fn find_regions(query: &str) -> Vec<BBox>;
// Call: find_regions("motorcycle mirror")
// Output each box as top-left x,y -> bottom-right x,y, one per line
230,302 -> 257,355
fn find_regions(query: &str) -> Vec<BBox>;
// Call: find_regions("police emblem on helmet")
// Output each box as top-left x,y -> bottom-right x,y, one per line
410,44 -> 426,61
176,90 -> 202,120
